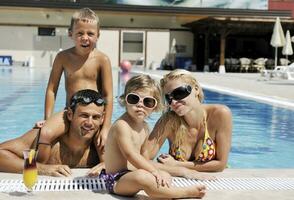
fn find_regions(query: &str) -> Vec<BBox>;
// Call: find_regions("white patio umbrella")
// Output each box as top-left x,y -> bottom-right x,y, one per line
282,30 -> 293,64
270,17 -> 285,68
170,38 -> 177,54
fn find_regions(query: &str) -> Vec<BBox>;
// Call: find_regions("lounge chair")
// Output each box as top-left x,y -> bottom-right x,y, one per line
261,62 -> 294,80
280,58 -> 290,66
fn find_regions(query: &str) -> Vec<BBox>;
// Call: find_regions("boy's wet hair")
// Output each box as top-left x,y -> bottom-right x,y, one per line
119,74 -> 163,112
69,8 -> 100,32
69,89 -> 105,112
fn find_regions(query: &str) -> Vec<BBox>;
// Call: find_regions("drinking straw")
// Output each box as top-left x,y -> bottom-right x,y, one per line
34,127 -> 42,152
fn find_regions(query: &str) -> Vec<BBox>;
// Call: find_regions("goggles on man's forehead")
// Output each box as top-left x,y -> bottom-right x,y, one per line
70,95 -> 105,109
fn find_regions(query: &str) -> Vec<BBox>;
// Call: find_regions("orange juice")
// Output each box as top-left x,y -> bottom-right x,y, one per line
23,167 -> 37,190
23,149 -> 38,191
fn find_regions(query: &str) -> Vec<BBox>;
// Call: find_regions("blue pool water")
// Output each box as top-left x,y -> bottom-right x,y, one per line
1,67 -> 294,168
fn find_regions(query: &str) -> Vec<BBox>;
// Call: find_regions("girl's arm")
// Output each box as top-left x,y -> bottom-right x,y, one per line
45,52 -> 64,120
115,121 -> 157,173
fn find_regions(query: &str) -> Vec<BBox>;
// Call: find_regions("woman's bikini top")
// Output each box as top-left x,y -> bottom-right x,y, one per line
170,121 -> 216,162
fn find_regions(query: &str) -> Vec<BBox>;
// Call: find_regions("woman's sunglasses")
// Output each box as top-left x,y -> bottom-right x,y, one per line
165,85 -> 192,105
126,93 -> 157,109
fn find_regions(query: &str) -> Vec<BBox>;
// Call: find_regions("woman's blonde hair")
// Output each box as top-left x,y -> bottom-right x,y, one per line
119,74 -> 163,112
159,69 -> 204,154
69,8 -> 100,32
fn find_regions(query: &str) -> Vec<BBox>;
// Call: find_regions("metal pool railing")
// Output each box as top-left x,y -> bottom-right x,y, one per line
1,177 -> 294,193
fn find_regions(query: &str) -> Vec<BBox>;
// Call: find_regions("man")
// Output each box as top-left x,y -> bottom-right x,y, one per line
0,89 -> 105,177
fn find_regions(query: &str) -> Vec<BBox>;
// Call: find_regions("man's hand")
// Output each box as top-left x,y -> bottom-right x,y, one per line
38,163 -> 72,177
87,163 -> 105,177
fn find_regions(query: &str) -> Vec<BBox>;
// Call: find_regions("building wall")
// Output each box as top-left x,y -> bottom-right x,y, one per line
0,25 -> 179,69
146,30 -> 170,69
170,31 -> 194,58
97,29 -> 120,68
269,0 -> 294,17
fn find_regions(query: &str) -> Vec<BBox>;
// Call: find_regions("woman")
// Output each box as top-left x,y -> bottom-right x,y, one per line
142,69 -> 232,172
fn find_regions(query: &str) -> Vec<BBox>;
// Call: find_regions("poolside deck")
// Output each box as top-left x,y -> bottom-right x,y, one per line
1,169 -> 294,200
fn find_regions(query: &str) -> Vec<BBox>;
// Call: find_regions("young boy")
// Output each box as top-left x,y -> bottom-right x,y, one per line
101,75 -> 206,198
37,8 -> 113,173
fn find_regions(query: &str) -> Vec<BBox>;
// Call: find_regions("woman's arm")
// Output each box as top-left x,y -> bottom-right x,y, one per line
141,113 -> 170,160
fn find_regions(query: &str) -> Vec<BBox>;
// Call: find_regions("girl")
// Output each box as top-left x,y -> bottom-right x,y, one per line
100,74 -> 206,198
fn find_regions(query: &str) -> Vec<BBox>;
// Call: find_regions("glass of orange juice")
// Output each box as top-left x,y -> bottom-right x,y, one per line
23,149 -> 38,192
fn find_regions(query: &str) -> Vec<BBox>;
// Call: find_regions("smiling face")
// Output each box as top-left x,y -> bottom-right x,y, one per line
67,103 -> 104,140
70,20 -> 99,55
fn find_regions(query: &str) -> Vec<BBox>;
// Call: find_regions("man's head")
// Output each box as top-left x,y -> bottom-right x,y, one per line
67,89 -> 105,139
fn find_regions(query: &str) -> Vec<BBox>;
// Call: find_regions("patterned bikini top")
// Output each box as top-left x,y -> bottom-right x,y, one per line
170,121 -> 216,162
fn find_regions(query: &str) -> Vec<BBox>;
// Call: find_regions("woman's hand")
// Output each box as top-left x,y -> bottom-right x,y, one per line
182,167 -> 216,180
157,154 -> 178,166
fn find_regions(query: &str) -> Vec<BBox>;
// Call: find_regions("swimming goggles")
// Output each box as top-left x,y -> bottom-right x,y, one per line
125,93 -> 157,109
165,85 -> 192,105
70,95 -> 105,109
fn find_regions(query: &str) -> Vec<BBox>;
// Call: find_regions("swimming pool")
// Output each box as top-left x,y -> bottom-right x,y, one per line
1,67 -> 294,168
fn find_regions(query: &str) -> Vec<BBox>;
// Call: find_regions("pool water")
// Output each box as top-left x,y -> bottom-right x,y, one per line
1,67 -> 294,168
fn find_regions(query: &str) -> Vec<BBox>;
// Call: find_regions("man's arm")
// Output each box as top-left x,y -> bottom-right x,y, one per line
95,55 -> 113,150
44,52 -> 64,119
0,130 -> 35,173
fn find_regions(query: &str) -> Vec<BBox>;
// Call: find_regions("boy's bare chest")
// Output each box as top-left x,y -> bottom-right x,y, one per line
65,65 -> 99,80
64,56 -> 100,81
